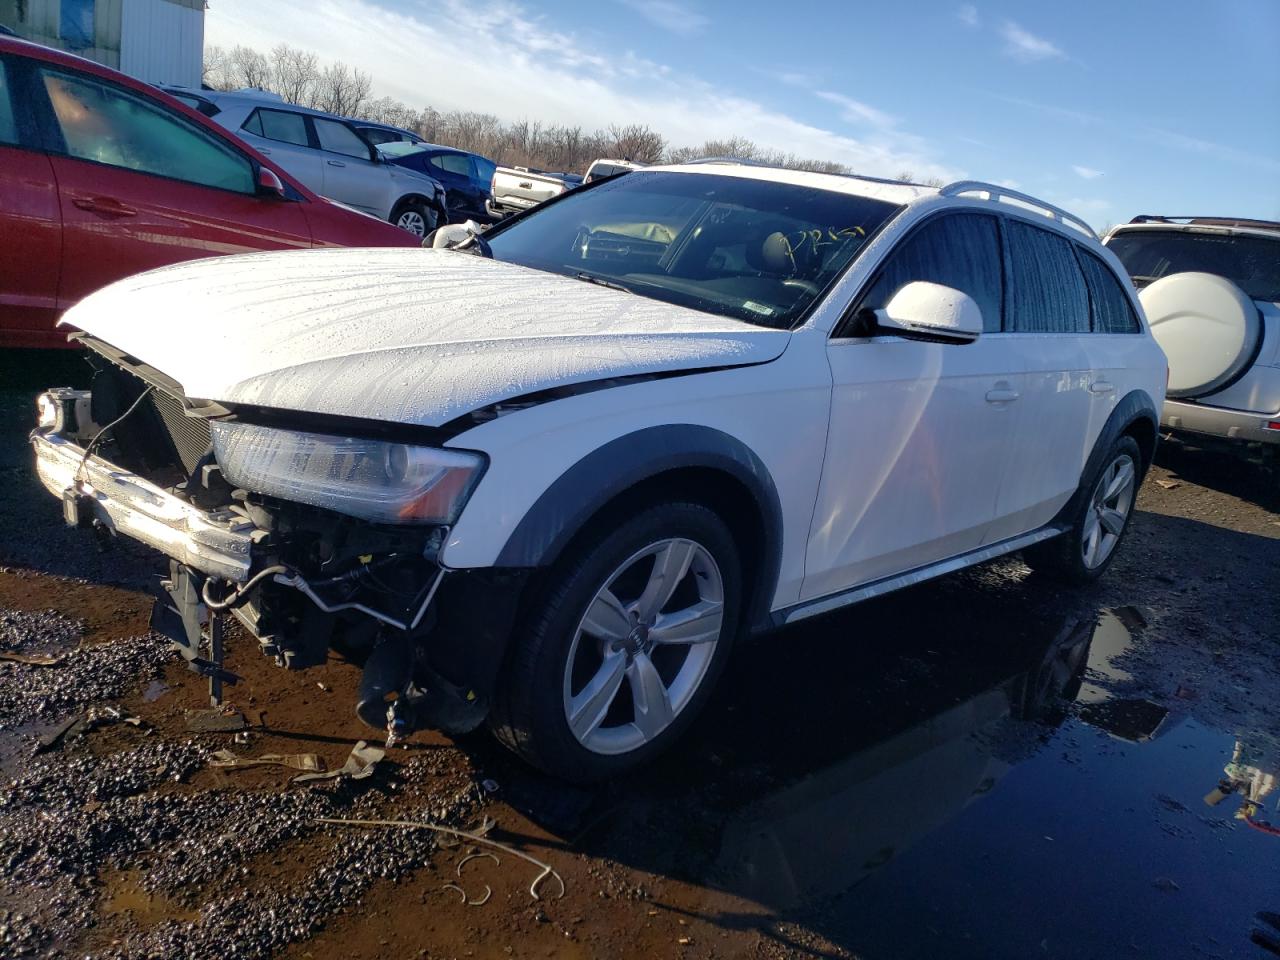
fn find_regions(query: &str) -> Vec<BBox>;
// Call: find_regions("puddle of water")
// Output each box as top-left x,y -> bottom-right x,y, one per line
142,679 -> 172,702
101,869 -> 201,926
669,604 -> 1280,959
1076,608 -> 1139,703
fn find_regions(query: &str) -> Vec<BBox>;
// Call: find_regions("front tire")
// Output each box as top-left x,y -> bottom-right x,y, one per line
1024,435 -> 1142,583
391,199 -> 439,237
489,502 -> 741,781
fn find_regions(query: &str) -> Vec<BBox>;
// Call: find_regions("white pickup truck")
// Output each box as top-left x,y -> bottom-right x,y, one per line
487,165 -> 581,218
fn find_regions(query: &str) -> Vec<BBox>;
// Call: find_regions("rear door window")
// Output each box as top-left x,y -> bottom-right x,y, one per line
1075,249 -> 1142,334
243,108 -> 310,147
1004,220 -> 1090,333
852,212 -> 1004,333
0,59 -> 18,145
313,117 -> 370,159
40,68 -> 255,194
429,152 -> 473,177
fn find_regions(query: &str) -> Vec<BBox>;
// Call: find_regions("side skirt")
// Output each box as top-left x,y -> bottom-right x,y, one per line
771,526 -> 1064,628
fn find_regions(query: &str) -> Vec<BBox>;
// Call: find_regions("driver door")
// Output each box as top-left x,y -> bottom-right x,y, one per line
801,212 -> 1025,601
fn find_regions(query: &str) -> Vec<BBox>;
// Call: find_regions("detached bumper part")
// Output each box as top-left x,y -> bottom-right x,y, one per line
32,431 -> 255,582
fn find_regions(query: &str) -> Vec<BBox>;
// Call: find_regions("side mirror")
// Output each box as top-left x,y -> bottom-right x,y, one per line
875,281 -> 982,344
424,220 -> 491,257
256,167 -> 287,199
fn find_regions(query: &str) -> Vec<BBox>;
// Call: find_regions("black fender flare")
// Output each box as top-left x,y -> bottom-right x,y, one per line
1051,389 -> 1159,527
495,424 -> 784,630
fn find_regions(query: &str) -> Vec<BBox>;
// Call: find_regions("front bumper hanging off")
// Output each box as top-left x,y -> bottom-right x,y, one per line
30,398 -> 529,733
32,430 -> 256,582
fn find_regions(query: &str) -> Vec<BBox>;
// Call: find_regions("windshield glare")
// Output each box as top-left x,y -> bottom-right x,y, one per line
484,171 -> 901,329
1107,229 -> 1280,302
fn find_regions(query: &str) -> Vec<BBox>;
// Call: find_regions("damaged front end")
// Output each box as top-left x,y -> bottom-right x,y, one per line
31,337 -> 523,740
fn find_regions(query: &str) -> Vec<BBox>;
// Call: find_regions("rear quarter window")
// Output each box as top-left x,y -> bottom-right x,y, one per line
244,108 -> 309,147
1075,249 -> 1142,334
1005,220 -> 1090,333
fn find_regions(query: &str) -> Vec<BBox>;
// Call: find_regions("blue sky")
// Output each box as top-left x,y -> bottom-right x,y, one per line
206,0 -> 1280,228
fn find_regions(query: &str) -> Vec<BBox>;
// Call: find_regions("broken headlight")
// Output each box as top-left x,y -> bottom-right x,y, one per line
210,422 -> 484,524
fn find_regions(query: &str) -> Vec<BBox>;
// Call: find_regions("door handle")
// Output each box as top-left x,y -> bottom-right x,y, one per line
985,388 -> 1021,403
1089,381 -> 1116,395
326,159 -> 346,167
72,196 -> 137,218
259,147 -> 271,154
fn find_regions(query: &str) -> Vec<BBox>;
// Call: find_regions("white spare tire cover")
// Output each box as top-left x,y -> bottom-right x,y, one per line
1140,271 -> 1260,399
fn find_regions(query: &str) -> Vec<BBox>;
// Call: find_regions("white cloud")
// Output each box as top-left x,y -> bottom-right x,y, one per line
1072,165 -> 1104,180
205,0 -> 959,181
619,0 -> 708,37
1000,20 -> 1066,62
957,4 -> 979,27
1142,126 -> 1280,174
816,90 -> 898,128
994,94 -> 1100,126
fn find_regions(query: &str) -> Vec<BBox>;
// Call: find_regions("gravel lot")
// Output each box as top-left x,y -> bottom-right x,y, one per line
1,349 -> 1277,959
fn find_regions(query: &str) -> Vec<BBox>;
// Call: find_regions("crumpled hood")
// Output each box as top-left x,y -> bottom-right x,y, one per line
62,247 -> 789,427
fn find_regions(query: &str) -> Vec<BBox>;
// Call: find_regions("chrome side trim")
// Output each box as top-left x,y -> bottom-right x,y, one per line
31,431 -> 255,581
775,527 -> 1064,626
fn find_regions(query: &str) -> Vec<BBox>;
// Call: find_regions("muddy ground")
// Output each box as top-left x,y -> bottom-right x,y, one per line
1,349 -> 1278,960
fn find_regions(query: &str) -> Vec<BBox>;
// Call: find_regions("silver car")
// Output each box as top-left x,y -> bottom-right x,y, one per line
196,90 -> 447,236
1105,217 -> 1280,451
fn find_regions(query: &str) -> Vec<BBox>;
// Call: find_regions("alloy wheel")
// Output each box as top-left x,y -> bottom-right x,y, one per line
1082,453 -> 1136,569
397,210 -> 427,236
562,538 -> 725,755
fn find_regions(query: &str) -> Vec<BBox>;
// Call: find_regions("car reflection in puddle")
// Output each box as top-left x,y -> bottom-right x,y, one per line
698,602 -> 1279,959
547,582 -> 1279,960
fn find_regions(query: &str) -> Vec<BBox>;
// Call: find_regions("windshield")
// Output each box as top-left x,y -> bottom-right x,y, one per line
484,171 -> 901,329
377,141 -> 426,159
1107,229 -> 1280,302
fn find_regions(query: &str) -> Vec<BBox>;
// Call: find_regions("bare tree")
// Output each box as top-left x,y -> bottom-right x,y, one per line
202,44 -> 230,89
210,41 -> 906,179
226,45 -> 273,91
314,62 -> 372,117
607,124 -> 665,164
270,44 -> 319,105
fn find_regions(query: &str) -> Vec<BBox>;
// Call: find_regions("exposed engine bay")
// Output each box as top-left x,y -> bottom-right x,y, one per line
36,337 -> 524,742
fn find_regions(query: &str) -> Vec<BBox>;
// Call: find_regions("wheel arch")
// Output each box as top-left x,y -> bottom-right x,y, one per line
494,425 -> 784,632
392,191 -> 445,218
1051,389 -> 1159,527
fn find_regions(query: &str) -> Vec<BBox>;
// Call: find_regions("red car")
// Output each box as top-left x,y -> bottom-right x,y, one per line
0,36 -> 418,349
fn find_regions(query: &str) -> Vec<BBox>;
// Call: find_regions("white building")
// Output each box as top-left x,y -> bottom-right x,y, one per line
0,0 -> 205,88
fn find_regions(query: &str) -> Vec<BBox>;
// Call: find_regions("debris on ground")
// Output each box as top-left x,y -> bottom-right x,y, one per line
293,740 -> 384,784
0,650 -> 65,666
184,705 -> 247,733
33,704 -> 148,754
1155,478 -> 1181,489
209,749 -> 326,773
315,816 -> 566,901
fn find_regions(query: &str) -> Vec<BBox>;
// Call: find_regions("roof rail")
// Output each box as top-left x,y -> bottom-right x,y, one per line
1129,215 -> 1280,231
940,180 -> 1098,240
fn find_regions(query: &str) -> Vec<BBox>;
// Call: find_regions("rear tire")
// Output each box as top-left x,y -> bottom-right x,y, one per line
489,502 -> 741,782
1024,435 -> 1142,584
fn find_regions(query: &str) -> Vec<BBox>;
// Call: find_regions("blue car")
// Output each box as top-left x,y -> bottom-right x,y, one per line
378,142 -> 499,224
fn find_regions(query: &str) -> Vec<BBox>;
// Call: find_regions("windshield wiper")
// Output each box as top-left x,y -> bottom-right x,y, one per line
574,272 -> 634,294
